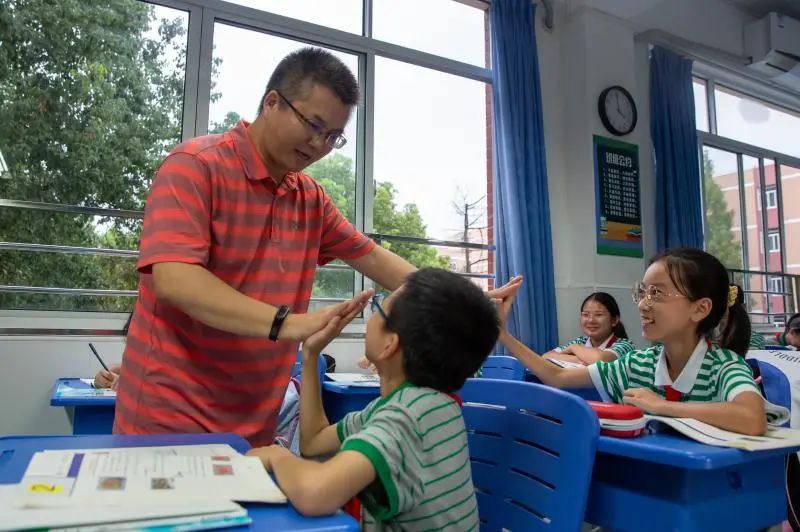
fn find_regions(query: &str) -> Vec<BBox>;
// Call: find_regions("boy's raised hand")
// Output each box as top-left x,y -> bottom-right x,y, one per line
303,289 -> 374,358
494,277 -> 523,331
487,275 -> 523,302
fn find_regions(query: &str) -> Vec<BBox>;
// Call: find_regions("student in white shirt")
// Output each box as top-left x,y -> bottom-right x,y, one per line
498,248 -> 769,436
544,292 -> 635,366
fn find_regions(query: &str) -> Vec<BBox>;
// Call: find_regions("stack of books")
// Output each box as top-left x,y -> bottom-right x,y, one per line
1,444 -> 286,531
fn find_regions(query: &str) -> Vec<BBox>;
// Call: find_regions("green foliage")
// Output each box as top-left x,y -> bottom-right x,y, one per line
209,111 -> 242,135
0,0 -> 186,311
703,150 -> 743,270
306,154 -> 450,297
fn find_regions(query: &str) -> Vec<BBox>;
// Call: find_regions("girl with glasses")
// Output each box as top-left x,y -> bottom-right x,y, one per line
496,248 -> 784,436
546,292 -> 634,366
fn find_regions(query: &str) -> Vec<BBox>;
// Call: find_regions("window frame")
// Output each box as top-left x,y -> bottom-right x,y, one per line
765,186 -> 777,210
768,275 -> 784,295
696,81 -> 800,278
695,66 -> 800,325
767,230 -> 780,253
0,0 -> 494,331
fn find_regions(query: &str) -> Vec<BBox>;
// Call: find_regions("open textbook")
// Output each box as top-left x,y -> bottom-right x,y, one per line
596,410 -> 800,451
647,415 -> 800,451
53,380 -> 116,398
13,444 -> 286,509
548,359 -> 586,369
326,372 -> 380,387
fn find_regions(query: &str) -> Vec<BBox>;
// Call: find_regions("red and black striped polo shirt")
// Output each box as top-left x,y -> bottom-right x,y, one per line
113,120 -> 374,446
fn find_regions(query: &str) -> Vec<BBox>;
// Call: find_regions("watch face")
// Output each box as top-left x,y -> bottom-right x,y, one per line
604,88 -> 635,134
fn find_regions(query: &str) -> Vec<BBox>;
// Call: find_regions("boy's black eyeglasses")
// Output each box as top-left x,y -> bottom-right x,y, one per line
367,294 -> 388,320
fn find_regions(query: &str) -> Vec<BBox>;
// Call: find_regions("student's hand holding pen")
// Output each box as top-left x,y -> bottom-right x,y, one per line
95,364 -> 121,389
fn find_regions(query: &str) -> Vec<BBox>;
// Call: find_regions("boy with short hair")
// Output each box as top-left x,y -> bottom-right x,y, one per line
248,268 -> 509,530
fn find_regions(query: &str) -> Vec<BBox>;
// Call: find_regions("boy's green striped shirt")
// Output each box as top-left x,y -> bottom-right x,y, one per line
337,382 -> 479,531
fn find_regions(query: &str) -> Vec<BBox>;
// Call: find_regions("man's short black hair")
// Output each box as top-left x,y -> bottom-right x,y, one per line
256,47 -> 359,117
383,268 -> 500,392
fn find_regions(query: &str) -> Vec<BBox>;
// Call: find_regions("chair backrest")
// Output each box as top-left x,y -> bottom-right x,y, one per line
747,358 -> 792,427
460,378 -> 600,532
292,352 -> 327,383
481,355 -> 526,381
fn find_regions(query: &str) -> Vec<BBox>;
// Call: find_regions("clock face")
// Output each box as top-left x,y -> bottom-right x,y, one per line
600,87 -> 637,136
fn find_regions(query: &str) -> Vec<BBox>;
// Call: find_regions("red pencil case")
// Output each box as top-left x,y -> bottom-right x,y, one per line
587,401 -> 647,438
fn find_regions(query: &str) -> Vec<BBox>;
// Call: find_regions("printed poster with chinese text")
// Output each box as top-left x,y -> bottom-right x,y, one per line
593,135 -> 643,258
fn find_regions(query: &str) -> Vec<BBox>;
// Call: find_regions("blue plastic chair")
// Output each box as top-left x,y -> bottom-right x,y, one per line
747,358 -> 792,427
292,351 -> 327,383
460,378 -> 600,532
481,355 -> 526,381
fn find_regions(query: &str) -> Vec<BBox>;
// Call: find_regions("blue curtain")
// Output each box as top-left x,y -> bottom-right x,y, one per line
650,46 -> 703,251
491,0 -> 557,352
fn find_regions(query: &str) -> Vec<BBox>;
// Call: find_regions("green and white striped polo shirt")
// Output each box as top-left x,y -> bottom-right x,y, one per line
588,338 -> 760,403
337,382 -> 478,531
556,335 -> 635,359
749,332 -> 766,349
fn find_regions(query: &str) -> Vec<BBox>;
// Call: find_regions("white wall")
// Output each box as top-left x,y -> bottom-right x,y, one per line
0,337 -> 125,435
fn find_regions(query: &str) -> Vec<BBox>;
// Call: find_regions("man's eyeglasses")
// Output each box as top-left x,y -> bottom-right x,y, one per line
275,90 -> 347,149
631,282 -> 686,308
365,293 -> 388,320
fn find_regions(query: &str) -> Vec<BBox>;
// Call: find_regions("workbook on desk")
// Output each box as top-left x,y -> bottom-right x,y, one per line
548,359 -> 586,369
0,484 -> 249,532
646,415 -> 800,451
13,444 -> 286,509
53,380 -> 116,398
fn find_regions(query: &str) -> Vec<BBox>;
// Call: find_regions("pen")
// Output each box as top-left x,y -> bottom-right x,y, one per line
89,343 -> 110,372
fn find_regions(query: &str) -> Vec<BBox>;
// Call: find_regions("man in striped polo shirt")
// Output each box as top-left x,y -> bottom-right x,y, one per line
248,268 -> 504,530
114,48 -> 422,446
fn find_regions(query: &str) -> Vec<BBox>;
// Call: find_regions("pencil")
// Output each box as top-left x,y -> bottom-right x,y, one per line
89,343 -> 110,372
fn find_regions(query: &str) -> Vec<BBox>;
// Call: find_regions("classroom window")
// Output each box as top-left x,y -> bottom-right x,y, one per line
372,0 -> 489,67
373,56 -> 491,288
695,66 -> 800,323
714,85 -> 800,160
0,0 -> 493,316
693,77 -> 709,132
702,147 -> 744,270
779,164 -> 800,276
221,0 -> 363,34
0,1 -> 188,312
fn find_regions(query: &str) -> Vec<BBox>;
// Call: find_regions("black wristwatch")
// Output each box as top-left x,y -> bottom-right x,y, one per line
269,305 -> 290,341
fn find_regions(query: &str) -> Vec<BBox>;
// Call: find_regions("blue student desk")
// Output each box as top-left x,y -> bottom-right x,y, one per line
51,376 -> 380,434
321,381 -> 380,423
585,431 -> 800,531
0,433 -> 358,531
50,378 -> 116,435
